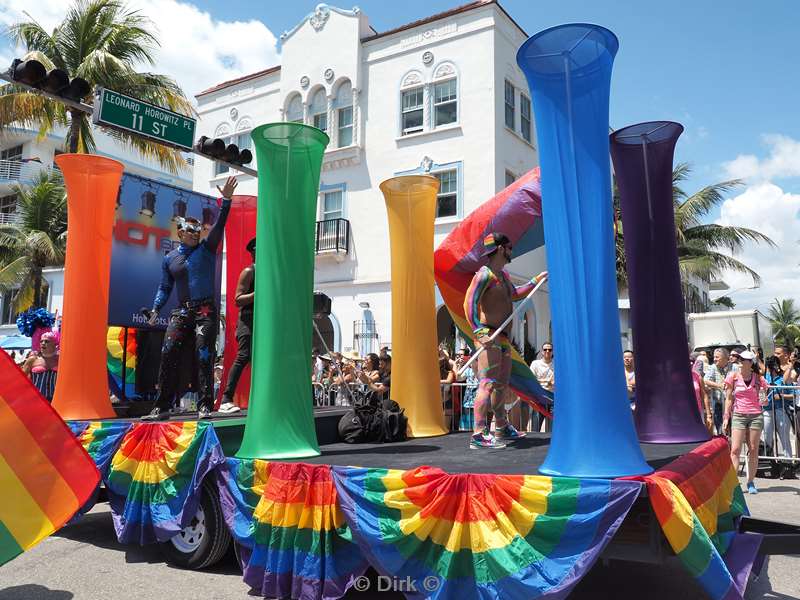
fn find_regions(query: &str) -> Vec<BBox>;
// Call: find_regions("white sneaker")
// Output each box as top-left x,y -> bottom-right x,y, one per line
218,402 -> 240,414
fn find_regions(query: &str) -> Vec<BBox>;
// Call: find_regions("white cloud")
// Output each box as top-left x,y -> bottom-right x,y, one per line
1,0 -> 281,100
713,182 -> 800,312
723,134 -> 800,181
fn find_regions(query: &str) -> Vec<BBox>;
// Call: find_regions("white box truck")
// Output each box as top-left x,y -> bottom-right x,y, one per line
687,309 -> 774,352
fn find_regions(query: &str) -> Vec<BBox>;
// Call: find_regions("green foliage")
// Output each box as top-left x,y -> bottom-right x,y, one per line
0,170 -> 67,310
615,163 -> 776,294
768,298 -> 800,348
0,0 -> 193,172
712,295 -> 736,309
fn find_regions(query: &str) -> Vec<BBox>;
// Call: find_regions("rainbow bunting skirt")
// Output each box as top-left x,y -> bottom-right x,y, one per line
332,465 -> 642,599
106,421 -> 225,544
220,460 -> 368,600
640,437 -> 761,600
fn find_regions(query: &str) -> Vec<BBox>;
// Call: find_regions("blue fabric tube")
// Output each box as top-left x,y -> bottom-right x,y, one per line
517,24 -> 652,477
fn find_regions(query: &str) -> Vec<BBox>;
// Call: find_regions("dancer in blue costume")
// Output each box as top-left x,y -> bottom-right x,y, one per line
143,176 -> 238,421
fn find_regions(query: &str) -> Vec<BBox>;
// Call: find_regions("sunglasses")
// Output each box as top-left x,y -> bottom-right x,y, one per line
181,224 -> 202,234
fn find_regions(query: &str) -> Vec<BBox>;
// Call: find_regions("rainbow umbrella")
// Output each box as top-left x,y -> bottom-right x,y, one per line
434,168 -> 551,416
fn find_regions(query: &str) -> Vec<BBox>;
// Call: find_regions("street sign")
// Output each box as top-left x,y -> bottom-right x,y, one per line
92,87 -> 196,152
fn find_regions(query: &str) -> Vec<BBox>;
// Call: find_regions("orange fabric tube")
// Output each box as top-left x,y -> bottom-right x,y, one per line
51,154 -> 124,420
380,175 -> 447,437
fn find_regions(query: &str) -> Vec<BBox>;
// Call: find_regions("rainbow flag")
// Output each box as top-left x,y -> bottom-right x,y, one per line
333,465 -> 641,599
224,461 -> 367,599
433,169 -> 552,416
71,421 -> 134,477
217,457 -> 271,547
65,420 -> 133,519
107,326 -> 137,399
0,350 -> 99,566
106,421 -> 225,544
639,438 -> 762,600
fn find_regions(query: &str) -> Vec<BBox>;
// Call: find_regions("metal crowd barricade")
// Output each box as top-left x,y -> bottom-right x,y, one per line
442,382 -> 548,433
757,384 -> 799,463
311,381 -> 371,408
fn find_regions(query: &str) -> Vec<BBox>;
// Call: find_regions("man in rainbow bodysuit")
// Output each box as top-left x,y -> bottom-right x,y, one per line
464,232 -> 548,449
142,176 -> 238,421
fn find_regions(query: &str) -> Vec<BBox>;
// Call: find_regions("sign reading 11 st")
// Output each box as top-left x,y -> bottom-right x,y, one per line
93,88 -> 196,152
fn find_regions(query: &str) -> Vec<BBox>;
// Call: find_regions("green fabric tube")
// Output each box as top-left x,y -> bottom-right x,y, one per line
236,123 -> 329,459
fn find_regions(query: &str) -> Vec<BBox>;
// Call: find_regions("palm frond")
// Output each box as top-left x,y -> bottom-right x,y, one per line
674,178 -> 744,233
0,256 -> 30,293
6,20 -> 63,67
683,224 -> 776,253
679,249 -> 762,285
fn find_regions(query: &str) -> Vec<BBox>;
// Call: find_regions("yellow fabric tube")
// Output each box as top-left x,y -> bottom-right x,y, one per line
380,175 -> 447,438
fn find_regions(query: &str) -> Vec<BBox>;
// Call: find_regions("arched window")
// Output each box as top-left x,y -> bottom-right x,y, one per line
333,79 -> 353,147
432,62 -> 458,128
309,88 -> 327,133
286,94 -> 303,123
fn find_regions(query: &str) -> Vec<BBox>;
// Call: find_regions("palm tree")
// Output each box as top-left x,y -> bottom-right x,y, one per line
0,170 -> 67,310
615,163 -> 776,289
0,0 -> 192,173
768,298 -> 800,348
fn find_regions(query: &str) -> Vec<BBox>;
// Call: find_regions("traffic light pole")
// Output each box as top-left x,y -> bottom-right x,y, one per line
0,70 -> 258,178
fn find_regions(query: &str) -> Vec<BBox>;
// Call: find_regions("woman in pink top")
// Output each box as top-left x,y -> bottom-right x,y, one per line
722,350 -> 767,494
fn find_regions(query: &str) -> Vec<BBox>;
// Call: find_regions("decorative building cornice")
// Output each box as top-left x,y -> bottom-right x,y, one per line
280,4 -> 362,43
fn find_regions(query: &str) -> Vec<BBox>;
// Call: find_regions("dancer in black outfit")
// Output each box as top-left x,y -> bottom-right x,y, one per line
218,237 -> 256,413
143,176 -> 238,421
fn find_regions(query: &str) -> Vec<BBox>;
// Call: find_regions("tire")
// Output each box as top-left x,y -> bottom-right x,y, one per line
158,477 -> 231,569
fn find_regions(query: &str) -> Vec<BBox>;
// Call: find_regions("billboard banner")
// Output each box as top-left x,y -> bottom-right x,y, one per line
108,173 -> 221,328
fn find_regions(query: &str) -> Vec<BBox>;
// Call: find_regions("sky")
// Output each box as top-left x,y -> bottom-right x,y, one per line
1,0 -> 799,313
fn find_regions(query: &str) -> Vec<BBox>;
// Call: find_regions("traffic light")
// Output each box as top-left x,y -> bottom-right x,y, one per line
9,58 -> 91,103
194,136 -> 253,166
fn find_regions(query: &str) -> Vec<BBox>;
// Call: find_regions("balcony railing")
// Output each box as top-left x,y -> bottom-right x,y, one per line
315,218 -> 350,255
0,212 -> 21,225
0,159 -> 62,186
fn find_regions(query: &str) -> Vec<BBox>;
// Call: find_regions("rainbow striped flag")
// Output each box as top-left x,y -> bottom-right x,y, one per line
433,169 -> 552,416
333,465 -> 641,599
231,461 -> 368,600
0,350 -> 99,566
640,438 -> 762,600
71,421 -> 134,477
217,457 -> 271,547
106,327 -> 137,399
106,421 -> 225,544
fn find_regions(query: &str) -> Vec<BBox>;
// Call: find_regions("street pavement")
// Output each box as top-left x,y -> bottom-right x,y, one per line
0,475 -> 797,599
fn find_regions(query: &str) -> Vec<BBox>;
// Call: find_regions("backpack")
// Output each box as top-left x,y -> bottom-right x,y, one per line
337,397 -> 407,443
380,399 -> 407,443
338,402 -> 384,443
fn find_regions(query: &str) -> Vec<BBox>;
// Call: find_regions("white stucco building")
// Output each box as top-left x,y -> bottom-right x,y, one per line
193,0 -> 551,356
0,125 -> 192,339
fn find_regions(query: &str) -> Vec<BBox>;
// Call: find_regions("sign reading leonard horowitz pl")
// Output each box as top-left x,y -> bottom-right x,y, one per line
93,88 -> 196,151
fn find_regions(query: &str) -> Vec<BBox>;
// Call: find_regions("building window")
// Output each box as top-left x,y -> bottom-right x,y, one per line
309,89 -> 327,133
504,81 -> 515,129
337,107 -> 353,147
520,93 -> 532,143
286,94 -> 303,123
1,290 -> 14,325
401,87 -> 424,135
505,170 -> 516,187
0,194 -> 16,214
434,169 -> 457,219
321,189 -> 343,221
333,80 -> 353,147
1,145 -> 22,161
433,79 -> 457,127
